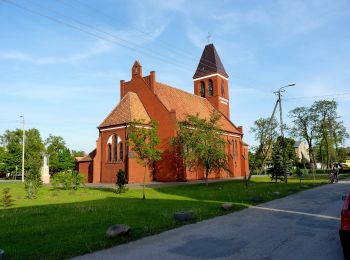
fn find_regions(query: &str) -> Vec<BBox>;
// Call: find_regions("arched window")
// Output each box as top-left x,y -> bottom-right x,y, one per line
221,80 -> 225,97
232,141 -> 235,158
113,135 -> 118,161
108,144 -> 112,161
119,142 -> 123,161
200,81 -> 205,97
208,79 -> 213,96
235,140 -> 238,156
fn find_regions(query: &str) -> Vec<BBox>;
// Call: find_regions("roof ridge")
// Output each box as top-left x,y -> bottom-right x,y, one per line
156,81 -> 207,100
154,81 -> 241,135
98,93 -> 129,127
98,92 -> 150,128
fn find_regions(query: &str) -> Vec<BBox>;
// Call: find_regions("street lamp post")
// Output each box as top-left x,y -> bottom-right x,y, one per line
274,84 -> 295,183
20,116 -> 25,182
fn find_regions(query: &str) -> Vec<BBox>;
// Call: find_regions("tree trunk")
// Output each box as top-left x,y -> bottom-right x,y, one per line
143,163 -> 146,199
205,167 -> 209,186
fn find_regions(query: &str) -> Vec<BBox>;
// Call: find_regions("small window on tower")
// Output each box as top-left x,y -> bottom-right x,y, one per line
208,79 -> 213,96
221,80 -> 225,97
200,81 -> 205,97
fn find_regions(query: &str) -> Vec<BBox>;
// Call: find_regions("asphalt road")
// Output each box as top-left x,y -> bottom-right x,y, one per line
75,180 -> 350,260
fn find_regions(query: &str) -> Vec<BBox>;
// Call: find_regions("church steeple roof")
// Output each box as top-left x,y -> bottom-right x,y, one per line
193,43 -> 228,79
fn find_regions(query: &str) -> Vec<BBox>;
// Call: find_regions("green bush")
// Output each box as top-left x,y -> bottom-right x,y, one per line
24,171 -> 43,199
52,170 -> 84,190
116,169 -> 128,194
295,167 -> 303,183
1,187 -> 14,208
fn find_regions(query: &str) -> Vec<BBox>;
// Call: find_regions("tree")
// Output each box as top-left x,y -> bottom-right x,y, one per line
128,120 -> 162,199
25,129 -> 45,175
289,106 -> 318,168
71,150 -> 86,157
269,137 -> 296,182
0,128 -> 44,176
171,111 -> 230,186
0,129 -> 22,174
250,117 -> 278,175
336,147 -> 348,163
45,135 -> 75,174
312,100 -> 349,168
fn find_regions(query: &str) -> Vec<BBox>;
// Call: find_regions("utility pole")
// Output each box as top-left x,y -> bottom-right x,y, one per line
274,84 -> 295,184
20,116 -> 25,183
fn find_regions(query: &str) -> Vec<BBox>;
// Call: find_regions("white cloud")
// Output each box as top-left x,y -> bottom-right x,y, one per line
0,40 -> 113,65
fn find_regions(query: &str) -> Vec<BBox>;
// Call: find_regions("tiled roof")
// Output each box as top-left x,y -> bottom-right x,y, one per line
193,43 -> 229,79
154,82 -> 241,134
99,92 -> 151,128
77,149 -> 96,162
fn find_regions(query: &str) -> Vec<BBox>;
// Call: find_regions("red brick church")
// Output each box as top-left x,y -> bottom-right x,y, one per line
77,44 -> 249,183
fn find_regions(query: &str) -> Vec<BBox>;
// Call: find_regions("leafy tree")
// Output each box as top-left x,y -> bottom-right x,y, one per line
250,117 -> 278,175
0,128 -> 44,176
45,135 -> 75,174
289,106 -> 317,168
25,129 -> 45,174
0,129 -> 22,174
336,147 -> 348,163
312,100 -> 349,168
128,120 -> 162,199
0,146 -> 6,174
171,111 -> 230,186
71,150 -> 86,157
269,137 -> 296,183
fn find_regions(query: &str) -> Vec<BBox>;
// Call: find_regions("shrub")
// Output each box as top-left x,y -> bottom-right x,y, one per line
116,169 -> 128,194
52,170 -> 84,190
295,167 -> 303,184
1,188 -> 14,208
24,171 -> 43,199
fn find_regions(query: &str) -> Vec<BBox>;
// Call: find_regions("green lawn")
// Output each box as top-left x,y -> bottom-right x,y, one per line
0,174 -> 344,259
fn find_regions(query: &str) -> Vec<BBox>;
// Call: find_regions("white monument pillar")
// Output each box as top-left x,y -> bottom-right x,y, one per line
41,155 -> 50,184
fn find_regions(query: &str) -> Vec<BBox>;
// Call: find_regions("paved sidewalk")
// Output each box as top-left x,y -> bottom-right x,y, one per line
75,180 -> 349,260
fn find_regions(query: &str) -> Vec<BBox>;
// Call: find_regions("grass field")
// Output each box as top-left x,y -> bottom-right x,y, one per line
0,174 -> 345,259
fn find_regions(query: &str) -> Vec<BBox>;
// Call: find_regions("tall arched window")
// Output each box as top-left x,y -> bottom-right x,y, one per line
108,144 -> 112,161
232,141 -> 235,158
119,142 -> 123,161
208,79 -> 213,96
113,135 -> 118,161
221,80 -> 225,97
235,140 -> 238,156
200,81 -> 205,97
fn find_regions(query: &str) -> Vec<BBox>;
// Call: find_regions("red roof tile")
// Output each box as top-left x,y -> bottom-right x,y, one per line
99,92 -> 150,128
154,82 -> 241,134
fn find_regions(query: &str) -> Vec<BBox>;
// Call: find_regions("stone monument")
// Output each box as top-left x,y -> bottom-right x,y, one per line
41,155 -> 50,184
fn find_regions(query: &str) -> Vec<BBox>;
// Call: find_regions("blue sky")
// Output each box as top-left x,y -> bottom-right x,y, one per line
1,0 -> 350,152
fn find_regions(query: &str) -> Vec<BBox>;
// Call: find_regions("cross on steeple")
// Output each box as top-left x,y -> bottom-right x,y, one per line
206,32 -> 212,44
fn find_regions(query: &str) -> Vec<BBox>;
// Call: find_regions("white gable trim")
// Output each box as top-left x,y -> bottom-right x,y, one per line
193,73 -> 228,81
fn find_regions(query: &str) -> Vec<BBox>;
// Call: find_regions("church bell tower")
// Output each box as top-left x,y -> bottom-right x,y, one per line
193,43 -> 230,118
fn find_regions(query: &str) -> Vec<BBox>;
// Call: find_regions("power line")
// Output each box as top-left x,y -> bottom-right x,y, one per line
284,92 -> 350,101
61,0 -> 222,69
4,0 -> 227,77
29,0 -> 196,70
60,0 -> 196,61
2,0 -> 195,72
